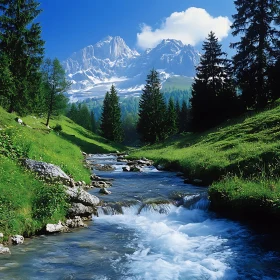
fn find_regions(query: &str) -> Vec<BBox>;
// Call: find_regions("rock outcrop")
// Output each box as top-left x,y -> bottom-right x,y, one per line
21,159 -> 70,185
11,235 -> 24,245
65,186 -> 100,206
68,203 -> 96,217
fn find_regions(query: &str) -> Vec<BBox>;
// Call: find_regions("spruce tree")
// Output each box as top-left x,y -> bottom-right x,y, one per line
191,32 -> 237,131
100,85 -> 123,142
90,110 -> 97,133
179,100 -> 190,133
137,69 -> 167,143
0,0 -> 45,114
231,0 -> 280,109
175,99 -> 181,132
167,98 -> 178,136
42,58 -> 70,127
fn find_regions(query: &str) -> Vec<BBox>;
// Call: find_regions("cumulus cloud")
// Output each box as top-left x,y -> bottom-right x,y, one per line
137,7 -> 231,49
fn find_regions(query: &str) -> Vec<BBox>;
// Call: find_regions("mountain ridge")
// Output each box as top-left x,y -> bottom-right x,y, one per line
63,36 -> 200,100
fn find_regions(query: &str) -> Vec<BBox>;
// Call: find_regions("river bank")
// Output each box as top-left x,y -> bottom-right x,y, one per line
0,106 -> 123,248
1,154 -> 279,279
129,102 -> 280,229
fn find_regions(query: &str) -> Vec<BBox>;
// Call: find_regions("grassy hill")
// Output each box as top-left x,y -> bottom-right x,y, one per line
0,107 -> 123,239
130,102 -> 280,225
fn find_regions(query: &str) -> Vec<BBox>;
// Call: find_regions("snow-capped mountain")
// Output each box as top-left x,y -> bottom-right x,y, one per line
63,36 -> 200,100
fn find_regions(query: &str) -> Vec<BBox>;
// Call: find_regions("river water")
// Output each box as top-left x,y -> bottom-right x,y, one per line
1,154 -> 280,280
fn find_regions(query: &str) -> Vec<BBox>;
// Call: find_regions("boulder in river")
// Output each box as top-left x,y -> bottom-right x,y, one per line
122,166 -> 130,172
21,159 -> 70,185
65,186 -> 100,206
91,181 -> 111,188
93,164 -> 116,172
46,221 -> 68,233
11,235 -> 24,245
68,203 -> 96,217
65,216 -> 86,228
99,188 -> 111,195
0,244 -> 10,254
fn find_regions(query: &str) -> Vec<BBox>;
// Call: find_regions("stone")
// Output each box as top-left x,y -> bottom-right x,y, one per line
91,181 -> 111,188
93,164 -> 116,171
122,166 -> 130,172
99,188 -> 111,195
0,233 -> 3,239
0,244 -> 10,254
193,179 -> 203,185
65,186 -> 100,206
69,178 -> 75,188
15,117 -> 23,125
65,216 -> 86,228
11,235 -> 24,245
68,203 -> 96,217
156,164 -> 165,171
131,165 -> 142,172
46,221 -> 67,233
21,159 -> 70,185
82,152 -> 87,156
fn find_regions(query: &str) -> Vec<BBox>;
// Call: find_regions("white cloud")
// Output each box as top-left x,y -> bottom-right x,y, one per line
137,7 -> 231,49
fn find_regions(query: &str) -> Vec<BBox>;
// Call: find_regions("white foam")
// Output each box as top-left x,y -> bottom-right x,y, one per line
95,205 -> 241,279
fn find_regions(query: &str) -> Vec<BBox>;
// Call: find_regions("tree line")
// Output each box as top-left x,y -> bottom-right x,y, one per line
0,0 -> 69,126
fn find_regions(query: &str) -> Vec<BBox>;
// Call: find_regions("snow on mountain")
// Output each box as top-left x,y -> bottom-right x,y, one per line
63,36 -> 200,99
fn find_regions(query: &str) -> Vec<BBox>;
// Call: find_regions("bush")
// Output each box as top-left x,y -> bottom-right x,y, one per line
53,124 -> 62,133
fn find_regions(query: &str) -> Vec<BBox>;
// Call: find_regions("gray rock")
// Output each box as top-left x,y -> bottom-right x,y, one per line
91,181 -> 111,188
46,221 -> 65,233
131,165 -> 142,172
68,203 -> 96,217
65,216 -> 86,228
94,164 -> 116,171
65,186 -> 100,206
16,117 -> 23,125
99,188 -> 111,195
122,166 -> 130,172
156,164 -> 165,171
21,159 -> 70,184
0,244 -> 10,254
11,235 -> 24,245
0,233 -> 3,239
193,179 -> 203,185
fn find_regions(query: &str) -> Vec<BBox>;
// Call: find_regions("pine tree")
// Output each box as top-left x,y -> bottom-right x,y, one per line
167,98 -> 178,136
0,0 -> 45,114
68,103 -> 78,122
191,32 -> 237,131
175,99 -> 181,132
179,100 -> 190,133
42,58 -> 70,127
137,69 -> 167,143
231,0 -> 280,109
100,85 -> 123,142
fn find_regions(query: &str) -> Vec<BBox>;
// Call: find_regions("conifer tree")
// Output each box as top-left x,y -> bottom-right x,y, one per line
191,32 -> 237,131
167,98 -> 178,136
179,100 -> 190,133
100,85 -> 123,142
0,0 -> 45,114
175,99 -> 181,132
137,69 -> 167,143
90,110 -> 97,133
231,0 -> 280,109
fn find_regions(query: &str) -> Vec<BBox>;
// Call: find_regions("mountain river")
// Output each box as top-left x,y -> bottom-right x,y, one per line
0,154 -> 280,280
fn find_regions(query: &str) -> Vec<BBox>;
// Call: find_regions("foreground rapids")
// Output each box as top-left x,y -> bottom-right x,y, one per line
0,154 -> 279,279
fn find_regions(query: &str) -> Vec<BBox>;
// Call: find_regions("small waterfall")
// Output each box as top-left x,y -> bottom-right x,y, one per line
182,192 -> 210,210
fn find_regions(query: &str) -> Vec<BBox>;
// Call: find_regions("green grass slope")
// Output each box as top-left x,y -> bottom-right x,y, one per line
0,107 -> 123,238
130,102 -> 280,224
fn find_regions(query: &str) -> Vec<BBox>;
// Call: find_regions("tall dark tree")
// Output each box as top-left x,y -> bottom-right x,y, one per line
0,0 -> 45,114
100,85 -> 123,142
179,100 -> 190,133
167,98 -> 178,136
191,31 -> 237,131
231,0 -> 280,109
137,69 -> 167,143
90,110 -> 97,133
175,99 -> 181,132
42,58 -> 70,127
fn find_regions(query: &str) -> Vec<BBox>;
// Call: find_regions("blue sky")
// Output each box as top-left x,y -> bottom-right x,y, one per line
38,0 -> 236,61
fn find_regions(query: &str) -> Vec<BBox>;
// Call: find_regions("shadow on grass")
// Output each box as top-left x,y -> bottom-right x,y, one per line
60,131 -> 110,154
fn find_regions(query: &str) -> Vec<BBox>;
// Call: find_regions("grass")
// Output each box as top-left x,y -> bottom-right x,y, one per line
0,106 -> 124,238
129,101 -> 280,224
